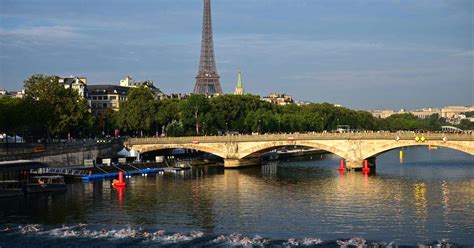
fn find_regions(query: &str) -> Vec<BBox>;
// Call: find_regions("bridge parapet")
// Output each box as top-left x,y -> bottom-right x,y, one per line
127,132 -> 474,145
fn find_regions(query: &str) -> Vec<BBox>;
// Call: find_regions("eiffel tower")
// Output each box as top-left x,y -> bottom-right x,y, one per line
194,0 -> 223,95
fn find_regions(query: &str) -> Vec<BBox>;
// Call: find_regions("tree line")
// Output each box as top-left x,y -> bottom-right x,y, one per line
0,74 -> 454,140
111,84 -> 449,136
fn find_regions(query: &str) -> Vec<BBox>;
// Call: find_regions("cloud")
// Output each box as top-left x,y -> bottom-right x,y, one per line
215,34 -> 462,61
285,67 -> 471,88
0,26 -> 87,48
450,50 -> 474,57
216,34 -> 386,55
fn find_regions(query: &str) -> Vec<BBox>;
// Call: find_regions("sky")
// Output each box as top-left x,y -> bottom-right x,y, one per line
0,0 -> 472,110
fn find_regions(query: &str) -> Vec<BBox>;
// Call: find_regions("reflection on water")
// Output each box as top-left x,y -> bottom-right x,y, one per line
0,147 -> 473,246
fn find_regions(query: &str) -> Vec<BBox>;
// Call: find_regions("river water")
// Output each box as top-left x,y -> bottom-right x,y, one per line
0,146 -> 473,247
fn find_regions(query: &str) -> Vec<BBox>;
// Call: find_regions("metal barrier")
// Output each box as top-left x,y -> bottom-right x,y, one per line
44,168 -> 88,176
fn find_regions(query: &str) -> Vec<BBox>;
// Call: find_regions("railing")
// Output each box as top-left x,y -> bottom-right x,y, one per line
127,132 -> 474,145
0,140 -> 118,161
44,168 -> 88,176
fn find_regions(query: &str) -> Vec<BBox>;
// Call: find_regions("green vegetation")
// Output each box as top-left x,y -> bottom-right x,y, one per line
116,86 -> 157,136
1,74 -> 93,140
458,119 -> 474,130
380,113 -> 444,131
109,88 -> 450,136
1,74 -> 466,140
462,111 -> 474,118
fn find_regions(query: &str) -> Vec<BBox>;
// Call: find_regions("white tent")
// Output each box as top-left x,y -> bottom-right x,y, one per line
14,135 -> 24,143
130,148 -> 140,161
3,135 -> 25,143
117,147 -> 131,157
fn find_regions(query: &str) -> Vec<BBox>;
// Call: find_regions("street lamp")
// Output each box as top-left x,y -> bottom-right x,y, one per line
258,119 -> 261,134
225,122 -> 228,135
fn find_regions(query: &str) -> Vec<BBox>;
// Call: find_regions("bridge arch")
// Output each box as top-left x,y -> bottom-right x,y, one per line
238,140 -> 347,160
131,144 -> 227,159
362,141 -> 474,161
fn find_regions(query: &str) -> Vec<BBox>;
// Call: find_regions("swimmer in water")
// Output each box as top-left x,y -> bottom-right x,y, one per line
141,231 -> 152,239
99,228 -> 109,237
21,224 -> 41,233
214,235 -> 226,242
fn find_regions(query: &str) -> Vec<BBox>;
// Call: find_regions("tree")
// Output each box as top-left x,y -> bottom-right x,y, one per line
117,86 -> 156,136
242,108 -> 278,133
95,109 -> 119,137
179,95 -> 211,135
425,114 -> 442,131
383,113 -> 427,131
156,99 -> 180,135
23,74 -> 92,138
166,120 -> 185,137
0,97 -> 24,134
462,111 -> 474,118
210,94 -> 275,133
458,119 -> 474,130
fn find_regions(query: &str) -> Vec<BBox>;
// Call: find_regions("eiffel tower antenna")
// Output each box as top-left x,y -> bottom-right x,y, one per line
193,0 -> 223,95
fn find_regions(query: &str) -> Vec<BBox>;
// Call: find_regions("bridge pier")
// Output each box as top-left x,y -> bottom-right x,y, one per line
345,158 -> 377,172
345,160 -> 364,171
224,158 -> 259,168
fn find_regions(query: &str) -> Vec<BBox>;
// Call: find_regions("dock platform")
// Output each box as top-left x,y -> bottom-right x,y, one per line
81,168 -> 162,181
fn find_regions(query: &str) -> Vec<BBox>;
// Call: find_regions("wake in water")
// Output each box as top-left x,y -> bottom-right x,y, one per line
213,233 -> 271,246
0,224 -> 459,247
1,224 -> 203,243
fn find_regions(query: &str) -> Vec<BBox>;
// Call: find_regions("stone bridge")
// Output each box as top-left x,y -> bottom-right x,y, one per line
125,133 -> 474,169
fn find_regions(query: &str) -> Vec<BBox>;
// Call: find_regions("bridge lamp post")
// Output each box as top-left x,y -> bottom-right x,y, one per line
225,122 -> 228,135
258,120 -> 261,134
278,120 -> 281,133
319,117 -> 324,132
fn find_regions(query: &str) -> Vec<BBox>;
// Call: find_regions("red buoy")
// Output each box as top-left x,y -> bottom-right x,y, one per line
362,160 -> 370,174
113,171 -> 126,187
117,186 -> 124,203
338,159 -> 345,173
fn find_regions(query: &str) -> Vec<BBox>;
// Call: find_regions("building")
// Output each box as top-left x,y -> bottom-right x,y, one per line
0,89 -> 23,98
295,100 -> 311,106
14,90 -> 25,99
161,93 -> 191,100
441,106 -> 474,119
370,106 -> 474,122
371,110 -> 396,119
58,76 -> 88,99
262,93 -> 294,106
120,75 -> 152,88
233,69 -> 244,96
88,85 -> 129,116
119,76 -> 164,99
409,108 -> 441,119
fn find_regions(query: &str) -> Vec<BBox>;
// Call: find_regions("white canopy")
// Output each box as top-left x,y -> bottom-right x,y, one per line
129,148 -> 140,161
2,134 -> 24,143
117,147 -> 131,157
